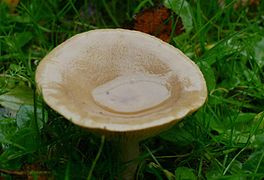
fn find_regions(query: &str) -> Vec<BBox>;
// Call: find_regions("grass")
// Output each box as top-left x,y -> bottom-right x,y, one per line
0,0 -> 264,179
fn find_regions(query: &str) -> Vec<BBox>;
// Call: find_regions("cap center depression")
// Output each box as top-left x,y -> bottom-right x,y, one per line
92,73 -> 171,114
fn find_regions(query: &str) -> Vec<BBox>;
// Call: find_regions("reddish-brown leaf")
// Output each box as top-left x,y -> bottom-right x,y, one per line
133,6 -> 184,42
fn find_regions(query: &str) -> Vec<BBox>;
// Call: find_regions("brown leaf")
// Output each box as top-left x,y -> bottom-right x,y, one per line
133,6 -> 184,42
2,0 -> 20,12
218,0 -> 260,9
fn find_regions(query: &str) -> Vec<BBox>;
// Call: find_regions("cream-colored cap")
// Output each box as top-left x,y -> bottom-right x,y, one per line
35,29 -> 207,137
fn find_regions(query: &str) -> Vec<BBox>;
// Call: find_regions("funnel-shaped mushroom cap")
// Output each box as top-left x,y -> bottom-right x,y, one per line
36,29 -> 207,137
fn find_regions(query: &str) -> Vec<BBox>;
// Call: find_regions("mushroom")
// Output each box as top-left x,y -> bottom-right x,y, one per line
35,29 -> 207,179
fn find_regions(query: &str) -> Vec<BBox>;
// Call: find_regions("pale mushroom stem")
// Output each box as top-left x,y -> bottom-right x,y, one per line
113,138 -> 140,180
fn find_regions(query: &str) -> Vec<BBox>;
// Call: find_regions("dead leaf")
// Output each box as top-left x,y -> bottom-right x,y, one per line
133,6 -> 184,42
2,0 -> 20,12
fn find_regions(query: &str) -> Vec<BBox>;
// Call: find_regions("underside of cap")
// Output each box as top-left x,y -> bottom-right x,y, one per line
35,29 -> 207,133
